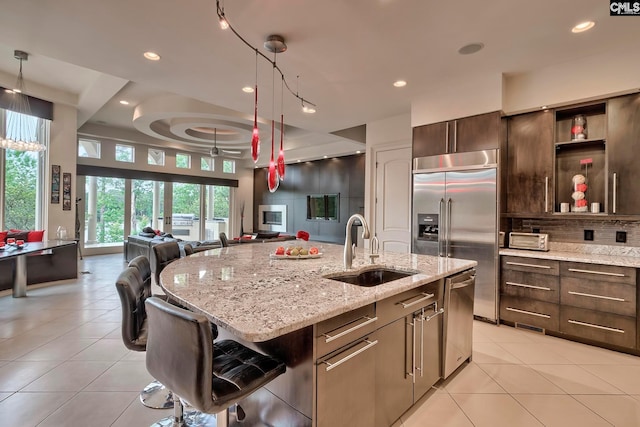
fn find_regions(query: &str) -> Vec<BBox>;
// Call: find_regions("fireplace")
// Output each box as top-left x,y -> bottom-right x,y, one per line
258,204 -> 287,233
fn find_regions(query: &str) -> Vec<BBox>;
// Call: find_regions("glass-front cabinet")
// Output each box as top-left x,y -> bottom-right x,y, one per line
553,102 -> 607,215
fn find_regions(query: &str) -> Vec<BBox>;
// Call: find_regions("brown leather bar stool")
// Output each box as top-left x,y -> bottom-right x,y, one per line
145,297 -> 286,427
128,255 -> 153,298
115,266 -> 173,409
218,232 -> 229,248
182,243 -> 194,256
151,241 -> 181,286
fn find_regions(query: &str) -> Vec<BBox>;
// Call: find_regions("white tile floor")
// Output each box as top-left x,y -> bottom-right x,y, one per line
1,254 -> 640,426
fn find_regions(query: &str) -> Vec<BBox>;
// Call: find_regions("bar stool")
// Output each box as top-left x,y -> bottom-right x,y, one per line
183,243 -> 194,256
145,297 -> 286,427
151,241 -> 181,287
115,266 -> 173,409
218,232 -> 229,248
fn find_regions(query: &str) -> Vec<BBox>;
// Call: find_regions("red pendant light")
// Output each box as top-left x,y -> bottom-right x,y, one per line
251,51 -> 260,163
277,113 -> 285,181
268,119 -> 279,192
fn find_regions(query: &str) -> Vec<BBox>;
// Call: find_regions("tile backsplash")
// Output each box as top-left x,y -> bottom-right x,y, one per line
509,218 -> 640,247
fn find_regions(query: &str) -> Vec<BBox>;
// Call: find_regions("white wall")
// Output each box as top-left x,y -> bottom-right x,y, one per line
411,73 -> 504,127
365,113 -> 412,244
46,103 -> 77,241
504,48 -> 640,114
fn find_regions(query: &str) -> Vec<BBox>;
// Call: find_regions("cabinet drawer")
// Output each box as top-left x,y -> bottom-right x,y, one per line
561,262 -> 636,286
560,306 -> 636,349
500,295 -> 559,331
376,280 -> 443,327
501,270 -> 559,303
316,304 -> 377,358
502,256 -> 559,276
561,276 -> 636,317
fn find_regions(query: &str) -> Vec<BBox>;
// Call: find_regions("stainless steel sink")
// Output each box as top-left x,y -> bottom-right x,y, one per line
324,268 -> 417,287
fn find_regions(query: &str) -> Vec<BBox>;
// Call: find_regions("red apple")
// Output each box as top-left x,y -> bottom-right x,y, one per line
275,246 -> 285,255
309,247 -> 319,255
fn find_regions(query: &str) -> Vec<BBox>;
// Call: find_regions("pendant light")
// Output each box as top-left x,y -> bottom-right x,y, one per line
250,50 -> 260,163
0,50 -> 45,152
277,75 -> 285,181
267,53 -> 279,193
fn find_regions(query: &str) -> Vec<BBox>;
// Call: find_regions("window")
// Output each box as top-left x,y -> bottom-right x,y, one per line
1,109 -> 49,230
204,185 -> 229,240
172,182 -> 200,239
78,139 -> 101,158
148,148 -> 165,166
132,180 -> 164,233
84,176 -> 125,246
223,159 -> 235,174
115,144 -> 134,163
307,194 -> 340,221
176,153 -> 191,169
201,156 -> 214,171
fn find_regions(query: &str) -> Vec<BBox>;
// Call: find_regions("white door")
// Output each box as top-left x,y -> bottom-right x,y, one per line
375,147 -> 412,253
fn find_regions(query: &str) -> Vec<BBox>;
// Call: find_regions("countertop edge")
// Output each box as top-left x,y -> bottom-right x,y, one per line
500,248 -> 640,268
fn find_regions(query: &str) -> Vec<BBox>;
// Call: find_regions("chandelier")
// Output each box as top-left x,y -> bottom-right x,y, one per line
0,50 -> 45,152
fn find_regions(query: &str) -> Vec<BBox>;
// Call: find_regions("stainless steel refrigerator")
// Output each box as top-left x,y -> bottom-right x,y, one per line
412,150 -> 498,322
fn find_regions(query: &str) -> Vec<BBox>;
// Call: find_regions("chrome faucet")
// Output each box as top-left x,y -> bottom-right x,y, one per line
344,214 -> 370,269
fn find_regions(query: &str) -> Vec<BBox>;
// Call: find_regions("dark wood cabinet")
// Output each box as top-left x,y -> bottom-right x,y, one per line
499,256 -> 560,331
412,111 -> 501,159
607,93 -> 640,215
412,122 -> 448,158
500,254 -> 639,352
506,111 -> 554,214
455,111 -> 502,153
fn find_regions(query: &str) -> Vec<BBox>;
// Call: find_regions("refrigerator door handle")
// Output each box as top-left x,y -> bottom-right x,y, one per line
446,198 -> 452,257
438,198 -> 445,256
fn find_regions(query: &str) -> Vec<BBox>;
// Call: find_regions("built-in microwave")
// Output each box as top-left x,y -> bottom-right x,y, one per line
508,232 -> 549,251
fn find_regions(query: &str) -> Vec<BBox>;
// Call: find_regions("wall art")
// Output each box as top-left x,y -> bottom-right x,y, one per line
51,164 -> 60,204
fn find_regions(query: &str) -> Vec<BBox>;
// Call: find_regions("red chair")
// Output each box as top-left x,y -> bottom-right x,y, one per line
296,230 -> 310,241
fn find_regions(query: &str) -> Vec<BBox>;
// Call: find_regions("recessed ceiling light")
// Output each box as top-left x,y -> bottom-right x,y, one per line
4,88 -> 14,94
119,100 -> 130,105
356,150 -> 361,154
458,43 -> 484,55
572,21 -> 595,33
242,86 -> 254,93
143,51 -> 161,61
323,155 -> 328,159
393,80 -> 407,88
541,105 -> 548,109
297,159 -> 301,163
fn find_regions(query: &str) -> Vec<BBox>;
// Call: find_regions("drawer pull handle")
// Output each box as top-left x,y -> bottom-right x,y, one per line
399,292 -> 435,309
323,339 -> 378,372
567,291 -> 626,302
567,268 -> 625,277
506,281 -> 551,291
506,261 -> 551,269
323,316 -> 378,343
505,307 -> 550,319
568,319 -> 625,334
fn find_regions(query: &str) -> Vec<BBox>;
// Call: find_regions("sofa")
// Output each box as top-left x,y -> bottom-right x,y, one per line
125,233 -> 222,262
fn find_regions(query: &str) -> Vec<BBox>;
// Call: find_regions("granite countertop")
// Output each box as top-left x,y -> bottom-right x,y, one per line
500,242 -> 640,268
159,241 -> 476,342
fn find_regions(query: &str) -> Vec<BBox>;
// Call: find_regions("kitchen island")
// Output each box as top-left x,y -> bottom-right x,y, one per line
160,241 -> 476,426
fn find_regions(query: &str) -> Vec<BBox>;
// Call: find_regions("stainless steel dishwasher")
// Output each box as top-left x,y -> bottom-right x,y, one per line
442,269 -> 476,378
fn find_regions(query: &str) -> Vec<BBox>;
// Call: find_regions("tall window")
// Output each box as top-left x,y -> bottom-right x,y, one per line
132,179 -> 164,233
84,176 -> 125,246
204,185 -> 230,240
1,109 -> 49,230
